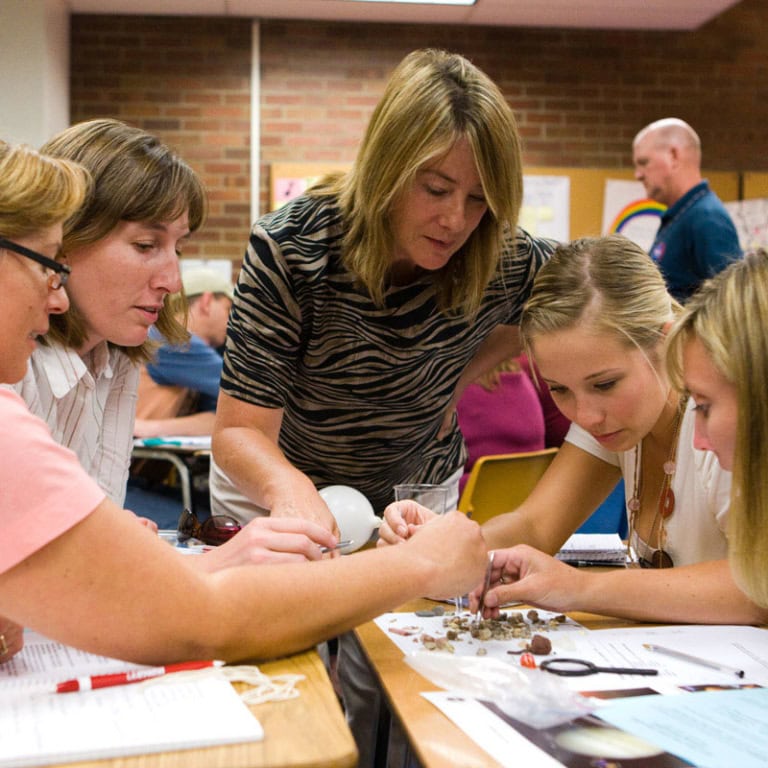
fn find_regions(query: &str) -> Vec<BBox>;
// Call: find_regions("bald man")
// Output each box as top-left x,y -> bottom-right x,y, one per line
633,118 -> 741,302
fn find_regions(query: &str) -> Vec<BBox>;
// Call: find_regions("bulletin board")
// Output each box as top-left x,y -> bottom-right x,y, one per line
742,172 -> 768,200
270,162 -> 741,241
525,166 -> 739,240
270,162 -> 351,211
725,171 -> 768,250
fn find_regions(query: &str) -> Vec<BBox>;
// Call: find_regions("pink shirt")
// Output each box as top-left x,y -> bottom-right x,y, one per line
456,369 -> 546,493
517,353 -> 571,448
0,389 -> 105,574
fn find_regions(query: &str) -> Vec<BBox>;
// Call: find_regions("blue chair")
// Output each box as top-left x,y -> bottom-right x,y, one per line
576,479 -> 627,537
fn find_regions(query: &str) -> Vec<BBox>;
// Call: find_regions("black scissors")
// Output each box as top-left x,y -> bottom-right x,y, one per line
540,658 -> 658,677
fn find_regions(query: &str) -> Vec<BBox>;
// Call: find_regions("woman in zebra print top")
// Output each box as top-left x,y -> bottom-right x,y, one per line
209,48 -> 555,768
210,48 -> 555,534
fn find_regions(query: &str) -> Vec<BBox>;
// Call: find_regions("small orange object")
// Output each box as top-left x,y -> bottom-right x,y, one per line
520,652 -> 537,669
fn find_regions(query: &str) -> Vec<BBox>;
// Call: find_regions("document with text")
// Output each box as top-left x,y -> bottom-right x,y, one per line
0,630 -> 263,768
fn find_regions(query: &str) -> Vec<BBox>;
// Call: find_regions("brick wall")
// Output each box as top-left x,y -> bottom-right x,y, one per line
71,0 -> 768,259
70,16 -> 251,260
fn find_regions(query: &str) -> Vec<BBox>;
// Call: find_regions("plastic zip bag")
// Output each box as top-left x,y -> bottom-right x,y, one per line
406,651 -> 600,729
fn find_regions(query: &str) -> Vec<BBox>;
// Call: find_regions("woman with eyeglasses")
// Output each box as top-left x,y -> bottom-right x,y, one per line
382,235 -> 768,626
0,142 -> 87,664
0,139 -> 487,664
11,118 -> 347,569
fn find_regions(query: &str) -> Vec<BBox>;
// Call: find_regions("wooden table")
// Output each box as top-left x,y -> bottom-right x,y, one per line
356,599 -> 637,768
62,649 -> 357,768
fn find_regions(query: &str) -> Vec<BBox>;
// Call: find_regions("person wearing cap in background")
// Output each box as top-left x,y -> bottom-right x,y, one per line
133,266 -> 234,438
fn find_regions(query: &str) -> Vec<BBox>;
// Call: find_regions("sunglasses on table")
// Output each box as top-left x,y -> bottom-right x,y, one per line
0,236 -> 70,290
177,508 -> 241,546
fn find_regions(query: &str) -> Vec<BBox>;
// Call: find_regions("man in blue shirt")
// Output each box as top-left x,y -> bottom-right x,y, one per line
134,267 -> 233,437
632,118 -> 742,302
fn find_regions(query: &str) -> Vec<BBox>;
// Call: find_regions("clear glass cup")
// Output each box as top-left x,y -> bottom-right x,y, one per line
393,483 -> 463,614
393,483 -> 449,514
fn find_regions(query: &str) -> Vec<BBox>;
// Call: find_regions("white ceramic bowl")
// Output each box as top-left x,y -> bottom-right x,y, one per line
319,485 -> 380,554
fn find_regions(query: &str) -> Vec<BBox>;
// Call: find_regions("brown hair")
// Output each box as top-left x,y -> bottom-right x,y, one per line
40,119 -> 206,361
311,49 -> 523,317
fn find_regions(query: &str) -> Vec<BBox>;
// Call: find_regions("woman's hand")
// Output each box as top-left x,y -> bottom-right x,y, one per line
0,617 -> 24,663
377,500 -> 439,546
195,516 -> 339,571
469,544 -> 587,617
404,511 -> 488,600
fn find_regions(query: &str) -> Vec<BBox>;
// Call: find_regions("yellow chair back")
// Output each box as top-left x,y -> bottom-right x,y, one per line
457,448 -> 558,525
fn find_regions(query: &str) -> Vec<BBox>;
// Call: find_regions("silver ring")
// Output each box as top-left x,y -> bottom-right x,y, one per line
0,634 -> 7,657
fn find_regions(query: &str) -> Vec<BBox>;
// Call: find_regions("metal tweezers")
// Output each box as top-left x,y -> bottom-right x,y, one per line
475,550 -> 495,622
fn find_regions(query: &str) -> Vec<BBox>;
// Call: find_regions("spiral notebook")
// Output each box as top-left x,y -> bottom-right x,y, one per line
555,532 -> 628,566
0,631 -> 263,768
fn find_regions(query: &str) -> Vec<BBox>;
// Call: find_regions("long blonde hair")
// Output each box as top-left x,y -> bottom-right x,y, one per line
40,119 -> 207,362
0,141 -> 90,239
311,48 -> 523,317
521,235 -> 681,362
667,250 -> 768,607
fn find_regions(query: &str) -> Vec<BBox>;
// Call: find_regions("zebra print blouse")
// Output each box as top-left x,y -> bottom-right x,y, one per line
218,193 -> 555,514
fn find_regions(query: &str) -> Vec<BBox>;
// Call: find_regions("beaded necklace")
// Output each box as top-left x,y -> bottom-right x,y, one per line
628,399 -> 686,569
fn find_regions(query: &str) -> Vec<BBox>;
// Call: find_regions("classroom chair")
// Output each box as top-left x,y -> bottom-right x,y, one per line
457,448 -> 558,525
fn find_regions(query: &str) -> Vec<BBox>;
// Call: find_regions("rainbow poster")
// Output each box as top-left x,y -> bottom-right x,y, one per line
603,180 -> 666,251
609,198 -> 667,234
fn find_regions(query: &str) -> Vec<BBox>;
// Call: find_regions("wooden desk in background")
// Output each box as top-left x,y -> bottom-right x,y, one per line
58,649 -> 357,768
355,599 -> 637,768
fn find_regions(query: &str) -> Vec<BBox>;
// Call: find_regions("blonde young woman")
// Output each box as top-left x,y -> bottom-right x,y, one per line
382,235 -> 768,626
666,248 -> 768,610
0,140 -> 487,667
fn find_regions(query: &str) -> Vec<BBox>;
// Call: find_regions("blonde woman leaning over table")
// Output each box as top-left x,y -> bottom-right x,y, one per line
666,248 -> 768,612
207,49 -> 553,768
382,234 -> 768,626
0,141 -> 488,666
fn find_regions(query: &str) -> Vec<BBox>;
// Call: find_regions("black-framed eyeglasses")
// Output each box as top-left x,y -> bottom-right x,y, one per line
0,236 -> 71,290
177,507 -> 241,546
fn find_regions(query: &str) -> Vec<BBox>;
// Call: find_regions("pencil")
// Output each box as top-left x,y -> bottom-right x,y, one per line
643,643 -> 745,678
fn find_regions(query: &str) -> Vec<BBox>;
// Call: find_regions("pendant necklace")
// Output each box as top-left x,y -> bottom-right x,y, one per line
628,399 -> 687,569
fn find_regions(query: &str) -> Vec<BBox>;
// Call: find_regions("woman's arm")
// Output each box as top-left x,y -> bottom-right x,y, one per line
0,497 -> 488,665
481,441 -> 623,552
212,391 -> 338,533
379,441 -> 621,551
477,545 -> 768,625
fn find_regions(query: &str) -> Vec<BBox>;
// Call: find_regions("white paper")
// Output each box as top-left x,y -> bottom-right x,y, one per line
0,631 -> 263,768
600,687 -> 768,768
0,631 -> 148,694
542,624 -> 768,691
602,178 -> 664,251
423,691 -> 563,768
521,175 -> 570,240
374,609 -> 585,661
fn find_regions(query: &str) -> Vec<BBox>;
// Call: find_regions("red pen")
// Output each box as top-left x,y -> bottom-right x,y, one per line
55,660 -> 222,693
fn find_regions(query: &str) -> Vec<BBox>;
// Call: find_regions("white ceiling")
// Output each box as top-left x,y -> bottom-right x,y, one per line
66,0 -> 743,31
